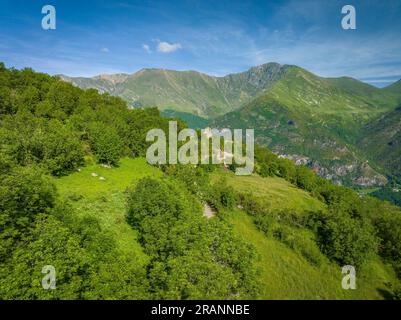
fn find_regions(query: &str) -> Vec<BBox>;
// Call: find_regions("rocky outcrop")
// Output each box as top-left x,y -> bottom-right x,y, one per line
278,154 -> 387,187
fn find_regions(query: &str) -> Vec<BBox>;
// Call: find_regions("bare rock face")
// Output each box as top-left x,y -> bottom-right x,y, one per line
279,154 -> 311,166
353,175 -> 387,187
278,154 -> 387,187
352,162 -> 388,187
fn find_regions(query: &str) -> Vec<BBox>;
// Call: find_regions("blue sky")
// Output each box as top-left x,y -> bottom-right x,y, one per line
0,0 -> 400,87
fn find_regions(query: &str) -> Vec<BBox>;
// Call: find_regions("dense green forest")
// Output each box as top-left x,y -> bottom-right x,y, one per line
1,63 -> 401,299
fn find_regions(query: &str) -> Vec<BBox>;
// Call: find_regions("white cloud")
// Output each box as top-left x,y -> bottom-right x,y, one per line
142,44 -> 151,53
100,47 -> 109,53
157,41 -> 182,53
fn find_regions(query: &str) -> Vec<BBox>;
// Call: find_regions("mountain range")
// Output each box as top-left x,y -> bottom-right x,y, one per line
59,63 -> 289,118
60,63 -> 401,187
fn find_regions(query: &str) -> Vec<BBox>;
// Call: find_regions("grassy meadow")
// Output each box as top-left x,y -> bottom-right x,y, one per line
54,158 -> 398,300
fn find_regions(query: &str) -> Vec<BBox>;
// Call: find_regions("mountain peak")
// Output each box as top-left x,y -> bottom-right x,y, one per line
231,62 -> 289,77
385,78 -> 401,91
93,73 -> 130,84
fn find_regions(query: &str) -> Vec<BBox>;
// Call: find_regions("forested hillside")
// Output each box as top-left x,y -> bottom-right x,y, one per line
1,64 -> 401,299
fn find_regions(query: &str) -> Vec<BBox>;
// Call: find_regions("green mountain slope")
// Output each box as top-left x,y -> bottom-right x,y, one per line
225,209 -> 397,299
359,105 -> 401,180
212,168 -> 399,299
54,158 -> 399,300
60,63 -> 289,118
213,67 -> 398,186
326,76 -> 399,109
211,170 -> 325,212
384,79 -> 401,96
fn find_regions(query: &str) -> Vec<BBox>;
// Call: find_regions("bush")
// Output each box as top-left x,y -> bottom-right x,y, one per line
0,115 -> 84,175
0,214 -> 88,300
296,165 -> 317,192
238,192 -> 266,216
88,122 -> 123,166
163,164 -> 209,200
126,177 -> 260,299
207,178 -> 237,210
373,211 -> 401,277
39,120 -> 85,175
253,213 -> 273,234
312,210 -> 378,266
0,166 -> 57,260
127,178 -> 189,230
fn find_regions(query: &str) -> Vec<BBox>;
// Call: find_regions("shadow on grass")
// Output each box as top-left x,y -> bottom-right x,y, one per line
376,288 -> 394,300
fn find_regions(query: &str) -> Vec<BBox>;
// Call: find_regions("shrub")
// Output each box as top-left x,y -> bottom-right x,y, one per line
295,165 -> 317,192
238,192 -> 266,216
0,116 -> 84,175
88,122 -> 123,166
40,120 -> 85,175
126,177 -> 260,299
373,211 -> 401,277
163,164 -> 209,200
207,178 -> 237,210
313,210 -> 378,266
0,166 -> 57,260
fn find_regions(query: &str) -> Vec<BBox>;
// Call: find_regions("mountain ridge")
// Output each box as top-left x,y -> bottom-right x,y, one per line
60,62 -> 400,119
212,66 -> 399,186
59,62 -> 292,118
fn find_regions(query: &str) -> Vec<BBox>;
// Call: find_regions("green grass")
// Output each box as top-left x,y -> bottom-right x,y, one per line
53,158 -> 399,299
224,209 -> 398,300
212,169 -> 398,299
55,157 -> 162,199
53,157 -> 163,268
211,169 -> 325,213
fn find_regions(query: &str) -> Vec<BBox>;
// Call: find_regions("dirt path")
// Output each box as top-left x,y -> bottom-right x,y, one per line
203,203 -> 216,219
